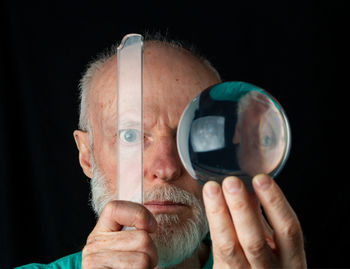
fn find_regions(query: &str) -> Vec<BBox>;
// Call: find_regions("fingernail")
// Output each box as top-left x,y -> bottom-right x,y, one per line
254,174 -> 271,190
224,177 -> 241,194
204,181 -> 220,198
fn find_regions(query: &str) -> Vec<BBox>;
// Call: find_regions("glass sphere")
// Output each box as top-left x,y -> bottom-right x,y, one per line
177,81 -> 291,188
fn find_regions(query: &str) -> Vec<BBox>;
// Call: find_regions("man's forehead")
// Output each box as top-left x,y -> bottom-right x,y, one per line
89,43 -> 219,124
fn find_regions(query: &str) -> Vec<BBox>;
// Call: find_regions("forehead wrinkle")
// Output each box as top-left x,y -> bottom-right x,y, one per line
144,97 -> 179,135
144,89 -> 181,132
143,103 -> 159,131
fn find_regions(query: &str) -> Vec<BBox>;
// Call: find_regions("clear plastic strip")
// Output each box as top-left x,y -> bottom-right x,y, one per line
116,34 -> 143,204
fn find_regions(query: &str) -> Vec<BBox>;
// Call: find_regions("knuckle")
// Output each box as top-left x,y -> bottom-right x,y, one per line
217,241 -> 238,258
132,205 -> 147,226
82,243 -> 94,256
86,233 -> 102,244
281,219 -> 302,241
268,193 -> 284,210
102,200 -> 118,217
245,239 -> 267,258
209,206 -> 226,216
86,234 -> 95,245
81,253 -> 96,269
231,200 -> 249,212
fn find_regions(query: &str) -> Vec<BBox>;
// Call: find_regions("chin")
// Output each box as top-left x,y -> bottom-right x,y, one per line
150,212 -> 208,268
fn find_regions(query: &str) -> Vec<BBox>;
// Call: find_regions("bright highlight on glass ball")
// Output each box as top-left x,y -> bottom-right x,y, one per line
177,81 -> 291,187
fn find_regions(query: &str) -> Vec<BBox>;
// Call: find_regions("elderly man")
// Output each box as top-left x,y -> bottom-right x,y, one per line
17,37 -> 306,268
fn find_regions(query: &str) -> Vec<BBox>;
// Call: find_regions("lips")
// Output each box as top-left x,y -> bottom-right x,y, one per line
144,200 -> 186,206
144,200 -> 188,214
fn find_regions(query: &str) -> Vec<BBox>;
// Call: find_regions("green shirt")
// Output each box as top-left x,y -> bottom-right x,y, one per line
15,252 -> 82,269
15,251 -> 213,268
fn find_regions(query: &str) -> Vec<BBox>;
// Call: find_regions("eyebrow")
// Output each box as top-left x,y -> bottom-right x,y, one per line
118,120 -> 142,128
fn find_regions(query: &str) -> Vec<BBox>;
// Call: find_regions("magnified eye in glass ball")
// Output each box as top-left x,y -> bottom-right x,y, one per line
177,81 -> 291,189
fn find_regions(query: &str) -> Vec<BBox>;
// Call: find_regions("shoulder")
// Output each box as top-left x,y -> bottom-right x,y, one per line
15,252 -> 82,269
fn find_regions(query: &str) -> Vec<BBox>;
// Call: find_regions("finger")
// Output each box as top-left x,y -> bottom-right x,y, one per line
82,251 -> 157,269
250,194 -> 276,250
258,210 -> 276,250
203,181 -> 248,267
222,176 -> 274,268
253,174 -> 306,267
94,200 -> 157,233
84,230 -> 158,267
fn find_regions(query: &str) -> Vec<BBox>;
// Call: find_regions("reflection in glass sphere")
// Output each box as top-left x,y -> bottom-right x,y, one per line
177,81 -> 291,188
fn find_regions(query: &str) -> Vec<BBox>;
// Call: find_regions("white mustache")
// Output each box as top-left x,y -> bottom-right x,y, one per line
144,184 -> 200,207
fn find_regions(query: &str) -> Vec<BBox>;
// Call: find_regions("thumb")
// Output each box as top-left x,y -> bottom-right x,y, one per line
94,200 -> 157,233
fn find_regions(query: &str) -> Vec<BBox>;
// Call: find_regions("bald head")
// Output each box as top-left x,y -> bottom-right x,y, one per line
78,39 -> 221,134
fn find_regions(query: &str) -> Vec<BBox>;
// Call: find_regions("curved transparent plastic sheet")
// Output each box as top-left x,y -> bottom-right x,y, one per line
116,34 -> 143,204
177,81 -> 291,189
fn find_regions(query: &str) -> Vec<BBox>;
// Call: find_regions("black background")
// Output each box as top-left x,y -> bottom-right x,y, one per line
0,0 -> 346,268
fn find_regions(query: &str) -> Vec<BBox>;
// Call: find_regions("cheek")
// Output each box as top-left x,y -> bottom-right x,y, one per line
118,147 -> 143,201
93,137 -> 117,187
178,176 -> 204,202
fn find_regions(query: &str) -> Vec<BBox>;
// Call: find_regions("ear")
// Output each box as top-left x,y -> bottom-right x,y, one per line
73,130 -> 92,178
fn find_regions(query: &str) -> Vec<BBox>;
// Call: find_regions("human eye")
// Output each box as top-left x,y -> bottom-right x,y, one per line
119,129 -> 141,145
260,131 -> 274,147
259,114 -> 278,149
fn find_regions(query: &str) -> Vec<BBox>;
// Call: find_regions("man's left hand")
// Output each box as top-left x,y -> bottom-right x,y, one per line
203,174 -> 306,268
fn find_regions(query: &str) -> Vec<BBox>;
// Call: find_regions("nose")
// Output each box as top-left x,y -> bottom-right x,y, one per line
144,135 -> 183,182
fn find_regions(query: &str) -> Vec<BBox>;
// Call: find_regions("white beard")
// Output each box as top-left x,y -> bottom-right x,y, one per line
89,157 -> 208,268
144,184 -> 208,268
89,159 -> 114,217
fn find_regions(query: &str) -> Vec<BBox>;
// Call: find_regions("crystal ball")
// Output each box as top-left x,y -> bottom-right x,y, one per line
176,81 -> 291,188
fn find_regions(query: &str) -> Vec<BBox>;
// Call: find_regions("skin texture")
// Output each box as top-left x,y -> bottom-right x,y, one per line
73,42 -> 306,268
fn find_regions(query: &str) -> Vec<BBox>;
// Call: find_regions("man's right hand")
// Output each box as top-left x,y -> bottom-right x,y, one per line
81,200 -> 158,269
